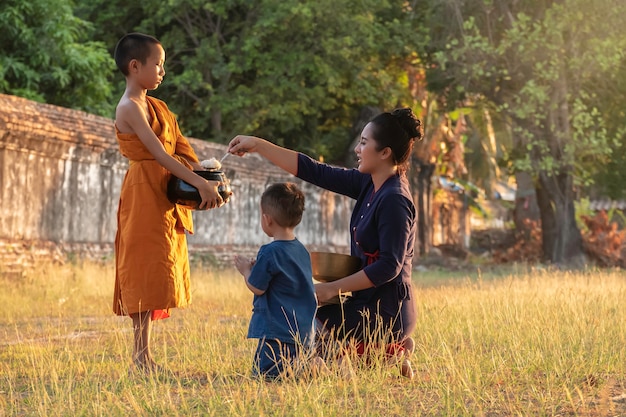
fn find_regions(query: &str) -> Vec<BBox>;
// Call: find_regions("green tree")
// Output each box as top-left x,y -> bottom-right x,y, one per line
427,0 -> 626,264
0,0 -> 116,116
587,60 -> 626,201
78,0 -> 424,158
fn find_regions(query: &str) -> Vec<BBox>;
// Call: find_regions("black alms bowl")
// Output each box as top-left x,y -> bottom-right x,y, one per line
167,170 -> 232,210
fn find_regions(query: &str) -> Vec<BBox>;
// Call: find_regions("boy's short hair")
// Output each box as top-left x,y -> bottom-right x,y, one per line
114,33 -> 161,76
261,183 -> 305,228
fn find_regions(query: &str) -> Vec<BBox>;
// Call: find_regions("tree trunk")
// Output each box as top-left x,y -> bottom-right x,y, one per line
211,109 -> 222,137
535,171 -> 585,265
514,171 -> 540,239
531,65 -> 585,266
413,159 -> 435,256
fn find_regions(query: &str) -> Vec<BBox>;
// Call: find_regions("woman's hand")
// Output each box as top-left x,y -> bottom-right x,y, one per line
227,134 -> 299,175
314,282 -> 340,305
315,271 -> 375,305
227,135 -> 263,156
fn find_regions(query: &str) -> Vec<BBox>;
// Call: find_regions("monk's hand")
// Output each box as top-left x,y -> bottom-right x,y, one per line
198,181 -> 222,210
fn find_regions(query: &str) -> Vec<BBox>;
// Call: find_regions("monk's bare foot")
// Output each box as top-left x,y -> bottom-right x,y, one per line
130,358 -> 165,376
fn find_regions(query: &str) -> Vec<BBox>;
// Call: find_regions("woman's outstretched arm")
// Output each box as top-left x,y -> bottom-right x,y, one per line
227,135 -> 298,176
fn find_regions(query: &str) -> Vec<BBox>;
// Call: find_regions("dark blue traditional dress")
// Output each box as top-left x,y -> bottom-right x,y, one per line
297,154 -> 417,342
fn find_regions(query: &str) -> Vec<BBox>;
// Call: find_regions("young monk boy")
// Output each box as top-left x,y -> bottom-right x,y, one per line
112,32 -> 224,373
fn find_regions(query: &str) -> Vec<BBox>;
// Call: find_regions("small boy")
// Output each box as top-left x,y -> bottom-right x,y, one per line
234,182 -> 318,379
112,33 -> 224,373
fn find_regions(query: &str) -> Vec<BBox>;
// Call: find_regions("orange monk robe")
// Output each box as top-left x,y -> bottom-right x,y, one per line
113,96 -> 198,316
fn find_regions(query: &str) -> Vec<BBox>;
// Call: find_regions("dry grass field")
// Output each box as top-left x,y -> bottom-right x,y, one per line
1,260 -> 625,416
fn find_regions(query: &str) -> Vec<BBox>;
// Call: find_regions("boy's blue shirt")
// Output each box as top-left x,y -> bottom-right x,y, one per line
247,239 -> 317,344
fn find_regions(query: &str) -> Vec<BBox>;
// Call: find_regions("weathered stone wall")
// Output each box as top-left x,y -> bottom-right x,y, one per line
0,94 -> 352,269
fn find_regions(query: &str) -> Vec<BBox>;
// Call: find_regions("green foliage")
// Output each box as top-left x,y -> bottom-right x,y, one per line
423,0 -> 626,263
2,0 -> 426,161
586,60 -> 626,200
429,0 -> 626,188
0,0 -> 116,116
574,198 -> 594,232
76,0 -> 425,159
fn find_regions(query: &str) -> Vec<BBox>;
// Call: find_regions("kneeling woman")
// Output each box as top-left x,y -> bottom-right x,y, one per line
227,108 -> 421,359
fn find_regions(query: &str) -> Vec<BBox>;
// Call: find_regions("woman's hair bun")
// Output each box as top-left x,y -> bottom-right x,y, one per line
391,108 -> 422,141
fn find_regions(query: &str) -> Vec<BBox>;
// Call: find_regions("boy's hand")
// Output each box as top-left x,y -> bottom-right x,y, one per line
236,255 -> 264,296
234,255 -> 254,277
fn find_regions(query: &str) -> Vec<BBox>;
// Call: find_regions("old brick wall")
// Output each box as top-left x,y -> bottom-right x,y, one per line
0,94 -> 352,270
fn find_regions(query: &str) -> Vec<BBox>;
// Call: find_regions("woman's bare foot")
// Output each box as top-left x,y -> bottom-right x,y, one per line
400,358 -> 414,379
310,356 -> 330,377
399,337 -> 415,379
338,356 -> 355,380
401,336 -> 415,355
